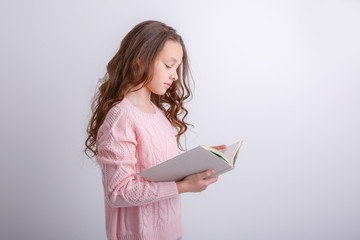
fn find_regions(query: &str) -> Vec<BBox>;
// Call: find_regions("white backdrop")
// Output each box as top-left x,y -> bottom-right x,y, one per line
1,0 -> 359,239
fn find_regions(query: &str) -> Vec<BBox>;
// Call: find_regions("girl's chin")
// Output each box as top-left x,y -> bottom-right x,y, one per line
152,90 -> 167,96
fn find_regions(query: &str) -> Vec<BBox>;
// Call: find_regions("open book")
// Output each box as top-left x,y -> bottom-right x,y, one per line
138,140 -> 243,182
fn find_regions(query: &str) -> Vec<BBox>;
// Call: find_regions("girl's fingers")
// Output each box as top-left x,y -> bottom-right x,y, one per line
205,176 -> 218,185
201,169 -> 214,178
212,145 -> 226,150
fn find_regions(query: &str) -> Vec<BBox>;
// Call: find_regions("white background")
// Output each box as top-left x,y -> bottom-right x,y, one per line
1,0 -> 359,239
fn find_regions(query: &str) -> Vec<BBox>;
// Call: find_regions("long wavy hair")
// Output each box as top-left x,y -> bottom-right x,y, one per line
85,20 -> 193,158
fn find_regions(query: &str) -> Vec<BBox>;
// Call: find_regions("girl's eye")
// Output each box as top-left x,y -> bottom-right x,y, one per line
165,64 -> 171,69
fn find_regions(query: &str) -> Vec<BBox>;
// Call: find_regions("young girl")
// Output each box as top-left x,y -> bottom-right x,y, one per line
85,20 -> 224,240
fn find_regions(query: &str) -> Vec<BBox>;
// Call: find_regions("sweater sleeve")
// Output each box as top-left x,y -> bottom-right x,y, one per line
96,107 -> 179,208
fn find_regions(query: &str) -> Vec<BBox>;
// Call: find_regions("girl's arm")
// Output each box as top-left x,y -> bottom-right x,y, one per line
96,108 -> 179,208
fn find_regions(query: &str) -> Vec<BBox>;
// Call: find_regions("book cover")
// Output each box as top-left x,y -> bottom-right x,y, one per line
138,140 -> 243,182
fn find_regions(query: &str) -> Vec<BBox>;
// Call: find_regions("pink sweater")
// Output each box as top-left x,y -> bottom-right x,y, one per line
96,97 -> 182,240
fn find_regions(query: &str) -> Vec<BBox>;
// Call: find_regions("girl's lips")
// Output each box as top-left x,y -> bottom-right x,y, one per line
164,83 -> 171,88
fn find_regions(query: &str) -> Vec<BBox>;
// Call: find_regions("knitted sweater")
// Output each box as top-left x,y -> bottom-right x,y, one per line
96,97 -> 182,240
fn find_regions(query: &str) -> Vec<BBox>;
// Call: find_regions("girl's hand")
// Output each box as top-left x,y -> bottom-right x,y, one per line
176,169 -> 218,193
211,144 -> 226,150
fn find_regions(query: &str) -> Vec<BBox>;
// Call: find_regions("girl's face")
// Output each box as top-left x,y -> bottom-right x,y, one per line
146,40 -> 183,95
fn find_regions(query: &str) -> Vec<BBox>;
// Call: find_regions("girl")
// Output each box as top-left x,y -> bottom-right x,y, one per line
85,20 -> 224,240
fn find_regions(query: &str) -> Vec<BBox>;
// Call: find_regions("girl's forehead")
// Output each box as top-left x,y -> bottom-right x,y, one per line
158,41 -> 183,62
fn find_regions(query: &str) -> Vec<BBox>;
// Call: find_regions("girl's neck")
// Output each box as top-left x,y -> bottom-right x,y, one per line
125,86 -> 155,114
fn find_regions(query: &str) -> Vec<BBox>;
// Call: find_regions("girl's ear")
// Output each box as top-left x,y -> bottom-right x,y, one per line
136,58 -> 141,66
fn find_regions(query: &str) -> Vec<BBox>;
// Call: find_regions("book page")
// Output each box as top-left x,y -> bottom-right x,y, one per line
219,141 -> 242,166
201,145 -> 229,163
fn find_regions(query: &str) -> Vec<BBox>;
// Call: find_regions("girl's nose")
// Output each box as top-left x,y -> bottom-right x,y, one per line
170,72 -> 178,81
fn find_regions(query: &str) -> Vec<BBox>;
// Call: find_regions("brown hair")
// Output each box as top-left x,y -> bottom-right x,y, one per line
85,20 -> 193,158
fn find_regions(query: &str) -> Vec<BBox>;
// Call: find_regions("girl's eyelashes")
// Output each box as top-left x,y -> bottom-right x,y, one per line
165,63 -> 181,69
